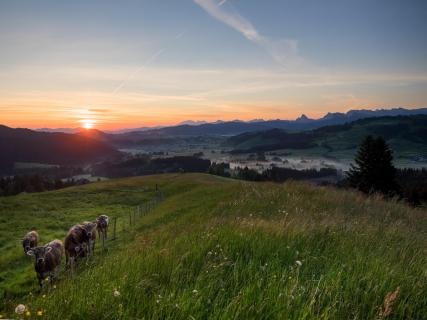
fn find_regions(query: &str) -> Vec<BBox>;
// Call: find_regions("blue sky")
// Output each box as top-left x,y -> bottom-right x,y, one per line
1,0 -> 426,129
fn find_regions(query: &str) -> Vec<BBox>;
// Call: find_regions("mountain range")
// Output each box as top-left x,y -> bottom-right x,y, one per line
36,107 -> 427,136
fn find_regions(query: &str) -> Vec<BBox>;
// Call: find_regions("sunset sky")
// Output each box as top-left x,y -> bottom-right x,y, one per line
1,0 -> 427,130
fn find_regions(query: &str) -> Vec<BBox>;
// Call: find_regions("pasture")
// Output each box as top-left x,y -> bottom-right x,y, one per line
0,173 -> 426,319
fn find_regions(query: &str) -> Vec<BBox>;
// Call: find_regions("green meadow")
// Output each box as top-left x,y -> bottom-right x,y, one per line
0,173 -> 426,319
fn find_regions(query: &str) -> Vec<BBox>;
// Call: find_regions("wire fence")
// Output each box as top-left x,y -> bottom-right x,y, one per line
111,189 -> 165,241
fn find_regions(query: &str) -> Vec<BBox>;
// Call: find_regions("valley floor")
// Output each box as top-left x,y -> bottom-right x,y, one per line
0,173 -> 426,319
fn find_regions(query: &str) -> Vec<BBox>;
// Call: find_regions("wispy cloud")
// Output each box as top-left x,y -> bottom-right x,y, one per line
193,0 -> 302,68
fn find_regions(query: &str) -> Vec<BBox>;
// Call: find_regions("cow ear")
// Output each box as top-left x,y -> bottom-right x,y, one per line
27,250 -> 34,256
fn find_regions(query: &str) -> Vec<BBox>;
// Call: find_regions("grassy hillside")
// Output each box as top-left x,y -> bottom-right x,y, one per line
0,174 -> 426,319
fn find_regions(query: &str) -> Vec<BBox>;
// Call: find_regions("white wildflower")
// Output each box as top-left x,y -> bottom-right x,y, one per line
295,260 -> 302,267
113,289 -> 121,297
15,304 -> 26,315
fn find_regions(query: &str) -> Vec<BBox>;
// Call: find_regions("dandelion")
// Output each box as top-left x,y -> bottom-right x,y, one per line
295,260 -> 302,267
15,304 -> 26,315
113,289 -> 121,297
25,310 -> 31,317
36,309 -> 44,317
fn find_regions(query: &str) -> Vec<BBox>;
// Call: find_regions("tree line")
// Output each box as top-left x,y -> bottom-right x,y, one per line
0,175 -> 89,197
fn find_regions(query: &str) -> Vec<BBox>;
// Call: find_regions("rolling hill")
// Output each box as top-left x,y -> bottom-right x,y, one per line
0,125 -> 121,173
0,174 -> 425,319
225,115 -> 427,161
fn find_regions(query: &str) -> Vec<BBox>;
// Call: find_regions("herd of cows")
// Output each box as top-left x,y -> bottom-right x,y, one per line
22,215 -> 109,288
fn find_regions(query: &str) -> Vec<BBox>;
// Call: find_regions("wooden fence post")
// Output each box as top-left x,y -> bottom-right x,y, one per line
112,217 -> 117,240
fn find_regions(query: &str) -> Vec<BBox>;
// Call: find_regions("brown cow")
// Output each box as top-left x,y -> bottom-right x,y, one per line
96,215 -> 109,249
22,231 -> 39,255
81,221 -> 97,256
64,222 -> 96,271
27,239 -> 64,288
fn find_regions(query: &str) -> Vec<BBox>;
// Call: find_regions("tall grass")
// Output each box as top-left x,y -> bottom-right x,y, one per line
0,173 -> 426,319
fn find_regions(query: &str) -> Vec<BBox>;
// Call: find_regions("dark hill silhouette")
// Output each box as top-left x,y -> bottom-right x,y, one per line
0,125 -> 121,173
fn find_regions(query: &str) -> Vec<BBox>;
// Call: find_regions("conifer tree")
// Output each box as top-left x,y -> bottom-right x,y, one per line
347,135 -> 399,196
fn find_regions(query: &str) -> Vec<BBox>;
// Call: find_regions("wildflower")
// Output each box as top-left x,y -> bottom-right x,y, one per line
378,287 -> 401,319
25,310 -> 31,317
295,260 -> 302,267
192,289 -> 198,294
113,289 -> 121,297
42,294 -> 46,298
156,299 -> 160,304
15,304 -> 26,315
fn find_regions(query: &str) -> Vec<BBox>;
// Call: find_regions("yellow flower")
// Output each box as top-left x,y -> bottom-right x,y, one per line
25,310 -> 31,317
37,310 -> 44,317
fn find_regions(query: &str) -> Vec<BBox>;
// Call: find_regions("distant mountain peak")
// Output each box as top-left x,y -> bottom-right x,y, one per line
295,114 -> 312,122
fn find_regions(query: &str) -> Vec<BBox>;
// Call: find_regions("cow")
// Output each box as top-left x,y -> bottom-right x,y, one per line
22,231 -> 39,255
64,222 -> 97,271
96,215 -> 109,249
81,221 -> 97,256
27,239 -> 64,289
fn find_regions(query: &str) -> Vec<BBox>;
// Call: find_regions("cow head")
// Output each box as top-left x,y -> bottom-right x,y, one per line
27,245 -> 53,265
82,222 -> 97,239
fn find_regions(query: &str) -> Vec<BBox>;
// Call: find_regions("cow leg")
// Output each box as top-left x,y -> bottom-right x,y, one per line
65,252 -> 69,269
37,273 -> 43,289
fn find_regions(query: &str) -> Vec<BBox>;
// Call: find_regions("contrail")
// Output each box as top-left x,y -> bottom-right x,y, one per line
112,31 -> 185,95
112,49 -> 165,95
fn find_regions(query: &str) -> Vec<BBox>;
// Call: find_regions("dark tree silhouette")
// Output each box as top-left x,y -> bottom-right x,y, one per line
347,136 -> 399,196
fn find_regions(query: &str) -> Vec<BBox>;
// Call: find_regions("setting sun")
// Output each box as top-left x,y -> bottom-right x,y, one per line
81,119 -> 94,129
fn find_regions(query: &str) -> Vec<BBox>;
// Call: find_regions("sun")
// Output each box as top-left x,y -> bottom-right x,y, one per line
81,119 -> 94,129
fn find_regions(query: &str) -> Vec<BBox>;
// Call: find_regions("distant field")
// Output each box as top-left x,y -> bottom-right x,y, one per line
0,174 -> 426,319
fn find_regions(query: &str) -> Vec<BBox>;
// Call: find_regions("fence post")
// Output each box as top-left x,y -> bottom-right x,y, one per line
112,217 -> 117,240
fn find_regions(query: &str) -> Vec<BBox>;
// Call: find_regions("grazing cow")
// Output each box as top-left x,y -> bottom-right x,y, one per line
96,215 -> 109,249
22,231 -> 39,255
27,240 -> 64,288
